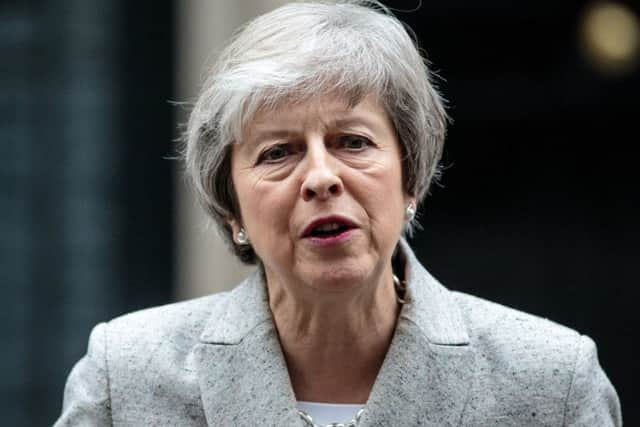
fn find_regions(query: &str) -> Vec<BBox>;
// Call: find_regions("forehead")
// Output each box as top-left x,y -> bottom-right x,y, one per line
243,94 -> 393,141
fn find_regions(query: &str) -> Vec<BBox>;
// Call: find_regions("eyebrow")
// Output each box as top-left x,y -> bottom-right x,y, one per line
248,130 -> 293,144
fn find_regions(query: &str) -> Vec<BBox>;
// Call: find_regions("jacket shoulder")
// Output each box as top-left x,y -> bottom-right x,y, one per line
452,290 -> 581,372
105,291 -> 231,347
452,290 -> 580,345
450,291 -> 620,425
100,291 -> 233,383
55,293 -> 232,426
452,292 -> 579,419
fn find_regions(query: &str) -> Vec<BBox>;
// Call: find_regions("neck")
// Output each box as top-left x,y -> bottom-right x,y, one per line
267,267 -> 400,403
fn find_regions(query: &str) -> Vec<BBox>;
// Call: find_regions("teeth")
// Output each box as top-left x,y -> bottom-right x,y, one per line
315,222 -> 342,232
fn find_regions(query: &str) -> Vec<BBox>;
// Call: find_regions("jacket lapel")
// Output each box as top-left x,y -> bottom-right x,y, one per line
359,240 -> 476,426
194,241 -> 475,426
195,270 -> 301,426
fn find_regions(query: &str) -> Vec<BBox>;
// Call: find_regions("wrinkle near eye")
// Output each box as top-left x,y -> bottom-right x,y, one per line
253,157 -> 297,182
251,166 -> 278,187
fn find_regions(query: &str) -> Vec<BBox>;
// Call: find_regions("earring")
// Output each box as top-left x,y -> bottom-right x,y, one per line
405,203 -> 416,221
237,228 -> 249,245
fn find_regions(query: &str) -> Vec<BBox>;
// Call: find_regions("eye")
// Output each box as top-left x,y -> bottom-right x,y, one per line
338,135 -> 371,151
258,144 -> 290,163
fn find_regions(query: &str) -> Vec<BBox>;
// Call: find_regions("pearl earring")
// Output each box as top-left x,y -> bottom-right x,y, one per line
405,203 -> 416,221
237,228 -> 249,245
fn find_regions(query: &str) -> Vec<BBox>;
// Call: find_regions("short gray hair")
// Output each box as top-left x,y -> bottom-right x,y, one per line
182,0 -> 449,264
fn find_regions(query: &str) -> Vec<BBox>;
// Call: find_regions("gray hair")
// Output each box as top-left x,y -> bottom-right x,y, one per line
182,0 -> 449,264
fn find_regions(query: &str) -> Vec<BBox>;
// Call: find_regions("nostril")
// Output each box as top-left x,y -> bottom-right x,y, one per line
301,174 -> 343,201
304,188 -> 316,200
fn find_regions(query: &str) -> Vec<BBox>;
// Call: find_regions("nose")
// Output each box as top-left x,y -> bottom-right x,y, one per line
300,142 -> 343,202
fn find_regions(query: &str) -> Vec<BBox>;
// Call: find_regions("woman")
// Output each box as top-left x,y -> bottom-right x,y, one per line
55,1 -> 621,426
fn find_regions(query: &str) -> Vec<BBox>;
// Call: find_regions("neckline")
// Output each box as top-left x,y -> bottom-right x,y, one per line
297,401 -> 365,425
298,400 -> 365,407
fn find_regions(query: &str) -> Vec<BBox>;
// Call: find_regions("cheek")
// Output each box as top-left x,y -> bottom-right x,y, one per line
235,178 -> 297,243
360,162 -> 406,232
360,161 -> 405,207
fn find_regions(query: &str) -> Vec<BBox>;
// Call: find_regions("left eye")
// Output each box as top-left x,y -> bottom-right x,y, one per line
258,144 -> 290,164
339,135 -> 370,150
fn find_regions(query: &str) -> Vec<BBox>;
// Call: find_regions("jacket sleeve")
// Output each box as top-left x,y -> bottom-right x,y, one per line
563,335 -> 622,426
53,323 -> 113,427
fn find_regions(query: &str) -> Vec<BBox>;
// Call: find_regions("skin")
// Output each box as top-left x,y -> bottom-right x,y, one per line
229,94 -> 414,403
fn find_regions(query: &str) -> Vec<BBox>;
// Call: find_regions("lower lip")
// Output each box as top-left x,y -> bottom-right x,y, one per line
304,228 -> 357,247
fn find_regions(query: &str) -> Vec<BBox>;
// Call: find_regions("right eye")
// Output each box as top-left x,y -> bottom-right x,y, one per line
258,144 -> 290,163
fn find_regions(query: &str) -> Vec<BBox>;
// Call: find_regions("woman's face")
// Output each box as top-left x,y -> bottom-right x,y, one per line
230,95 -> 412,293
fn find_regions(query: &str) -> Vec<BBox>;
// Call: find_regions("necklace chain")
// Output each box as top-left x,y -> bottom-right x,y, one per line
393,274 -> 407,304
298,408 -> 365,427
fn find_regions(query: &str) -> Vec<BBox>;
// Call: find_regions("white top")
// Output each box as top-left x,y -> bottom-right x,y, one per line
297,401 -> 364,425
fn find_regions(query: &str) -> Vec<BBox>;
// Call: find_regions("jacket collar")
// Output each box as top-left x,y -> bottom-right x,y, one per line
198,268 -> 271,344
396,238 -> 470,346
196,269 -> 302,425
196,240 -> 475,426
360,239 -> 474,425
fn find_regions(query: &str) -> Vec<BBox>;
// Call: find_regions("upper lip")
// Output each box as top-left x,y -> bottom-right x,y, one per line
301,215 -> 358,238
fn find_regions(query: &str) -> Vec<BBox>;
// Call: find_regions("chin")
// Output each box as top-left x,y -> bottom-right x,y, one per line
299,260 -> 374,293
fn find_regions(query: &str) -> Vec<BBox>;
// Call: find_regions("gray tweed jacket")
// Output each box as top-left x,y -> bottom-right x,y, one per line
54,241 -> 621,426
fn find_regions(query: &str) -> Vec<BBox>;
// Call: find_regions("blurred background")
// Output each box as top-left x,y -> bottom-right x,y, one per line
2,0 -> 637,425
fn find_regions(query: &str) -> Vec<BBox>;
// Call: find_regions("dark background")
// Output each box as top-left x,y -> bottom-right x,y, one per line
2,0 -> 636,425
2,1 -> 175,425
396,0 -> 637,424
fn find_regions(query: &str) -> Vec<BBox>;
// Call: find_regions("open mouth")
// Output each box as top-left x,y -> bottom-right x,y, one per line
302,216 -> 357,240
309,222 -> 351,238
